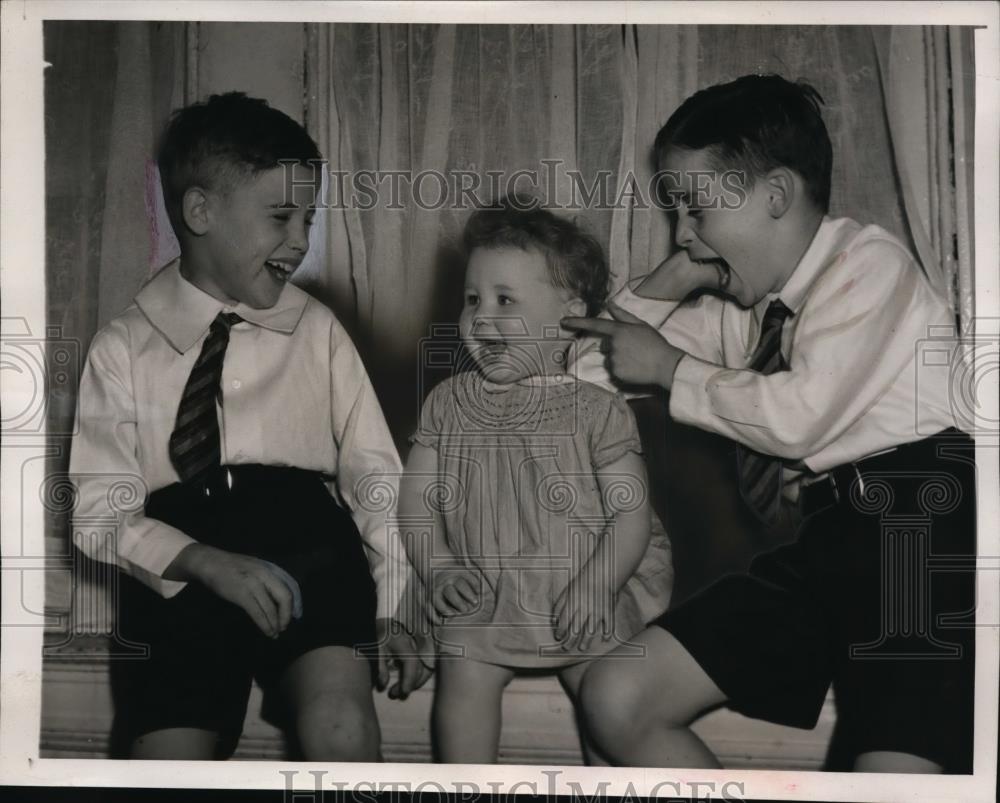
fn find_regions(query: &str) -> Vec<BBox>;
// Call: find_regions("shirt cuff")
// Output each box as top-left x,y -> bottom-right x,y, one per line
372,554 -> 409,622
122,518 -> 198,599
614,282 -> 682,328
668,354 -> 724,432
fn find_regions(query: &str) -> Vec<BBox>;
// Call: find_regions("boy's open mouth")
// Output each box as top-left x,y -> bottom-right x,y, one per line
265,260 -> 296,282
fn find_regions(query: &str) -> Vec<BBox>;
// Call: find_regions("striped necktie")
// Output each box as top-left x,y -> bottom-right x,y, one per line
169,312 -> 242,483
737,299 -> 794,525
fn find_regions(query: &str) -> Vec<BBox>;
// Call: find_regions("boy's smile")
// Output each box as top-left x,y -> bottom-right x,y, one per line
661,147 -> 782,307
460,246 -> 579,384
182,163 -> 320,309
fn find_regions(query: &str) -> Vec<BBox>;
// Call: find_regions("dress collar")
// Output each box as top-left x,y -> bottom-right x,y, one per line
135,259 -> 309,353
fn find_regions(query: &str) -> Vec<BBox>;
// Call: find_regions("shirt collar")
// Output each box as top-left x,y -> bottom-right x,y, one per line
770,215 -> 840,314
135,259 -> 309,353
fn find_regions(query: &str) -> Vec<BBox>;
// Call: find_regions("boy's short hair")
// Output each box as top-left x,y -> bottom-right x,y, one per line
157,92 -> 322,231
655,74 -> 833,212
463,196 -> 610,317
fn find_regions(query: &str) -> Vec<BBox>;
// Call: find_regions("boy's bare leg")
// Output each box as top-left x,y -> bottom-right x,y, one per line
433,657 -> 514,763
281,645 -> 381,762
130,728 -> 219,759
558,660 -> 608,766
579,627 -> 726,767
854,752 -> 942,773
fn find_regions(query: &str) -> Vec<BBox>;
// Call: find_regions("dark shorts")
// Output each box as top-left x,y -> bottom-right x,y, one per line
111,465 -> 378,758
655,429 -> 977,773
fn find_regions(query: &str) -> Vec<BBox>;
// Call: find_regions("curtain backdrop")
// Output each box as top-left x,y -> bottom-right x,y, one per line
44,21 -> 978,620
310,23 -> 976,443
46,22 -> 978,443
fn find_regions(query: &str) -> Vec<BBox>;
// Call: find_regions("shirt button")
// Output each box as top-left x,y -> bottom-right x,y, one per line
232,379 -> 242,390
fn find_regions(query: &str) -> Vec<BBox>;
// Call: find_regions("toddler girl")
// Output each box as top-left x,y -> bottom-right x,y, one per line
401,198 -> 672,763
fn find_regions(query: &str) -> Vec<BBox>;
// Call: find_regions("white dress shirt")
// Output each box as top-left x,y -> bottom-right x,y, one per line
70,260 -> 409,620
574,216 -> 962,477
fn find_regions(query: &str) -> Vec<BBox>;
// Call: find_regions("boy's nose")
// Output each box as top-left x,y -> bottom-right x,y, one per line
287,223 -> 310,253
674,211 -> 695,248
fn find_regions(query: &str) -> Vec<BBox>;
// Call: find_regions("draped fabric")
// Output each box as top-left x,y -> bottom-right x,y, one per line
310,24 -> 976,442
45,20 -> 978,627
48,21 -> 977,440
874,26 -> 977,327
44,22 -> 186,624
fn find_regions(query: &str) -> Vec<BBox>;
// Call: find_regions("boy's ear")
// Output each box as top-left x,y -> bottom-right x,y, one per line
762,167 -> 796,219
181,187 -> 211,236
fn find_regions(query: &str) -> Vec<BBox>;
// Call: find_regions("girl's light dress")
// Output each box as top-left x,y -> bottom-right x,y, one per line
412,370 -> 673,667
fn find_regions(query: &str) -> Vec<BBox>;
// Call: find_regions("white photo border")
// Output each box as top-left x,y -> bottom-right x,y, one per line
2,2 -> 997,801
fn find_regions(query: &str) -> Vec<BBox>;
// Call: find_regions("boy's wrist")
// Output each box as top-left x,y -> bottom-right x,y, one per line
659,343 -> 686,390
163,542 -> 217,584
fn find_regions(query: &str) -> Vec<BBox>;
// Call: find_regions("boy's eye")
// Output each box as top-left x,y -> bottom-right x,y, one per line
498,294 -> 514,306
465,293 -> 479,306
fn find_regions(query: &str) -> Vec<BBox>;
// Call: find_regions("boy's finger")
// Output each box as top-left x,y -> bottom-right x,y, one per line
245,587 -> 278,637
606,301 -> 645,325
258,569 -> 294,630
559,317 -> 622,337
397,657 -> 429,698
260,560 -> 303,621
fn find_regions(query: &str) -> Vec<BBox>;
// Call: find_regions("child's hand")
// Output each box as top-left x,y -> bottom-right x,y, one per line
374,618 -> 433,700
431,568 -> 480,623
553,572 -> 616,654
632,249 -> 721,300
167,543 -> 297,638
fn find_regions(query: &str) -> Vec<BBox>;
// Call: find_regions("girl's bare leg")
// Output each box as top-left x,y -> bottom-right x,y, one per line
433,657 -> 515,763
558,660 -> 608,765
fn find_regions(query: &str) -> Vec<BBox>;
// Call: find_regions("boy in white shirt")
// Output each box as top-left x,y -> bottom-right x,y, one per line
565,74 -> 976,773
71,92 -> 427,760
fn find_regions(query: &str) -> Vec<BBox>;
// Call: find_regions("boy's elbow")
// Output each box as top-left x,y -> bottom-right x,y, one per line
768,417 -> 832,461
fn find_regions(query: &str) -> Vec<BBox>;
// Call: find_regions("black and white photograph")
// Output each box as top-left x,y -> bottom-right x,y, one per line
1,2 -> 998,802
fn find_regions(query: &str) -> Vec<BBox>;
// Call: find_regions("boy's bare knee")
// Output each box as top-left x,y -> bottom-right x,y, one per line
295,692 -> 380,762
579,660 -> 649,753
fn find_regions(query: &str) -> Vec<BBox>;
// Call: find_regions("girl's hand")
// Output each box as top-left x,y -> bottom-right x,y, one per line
553,571 -> 615,654
431,568 -> 481,623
